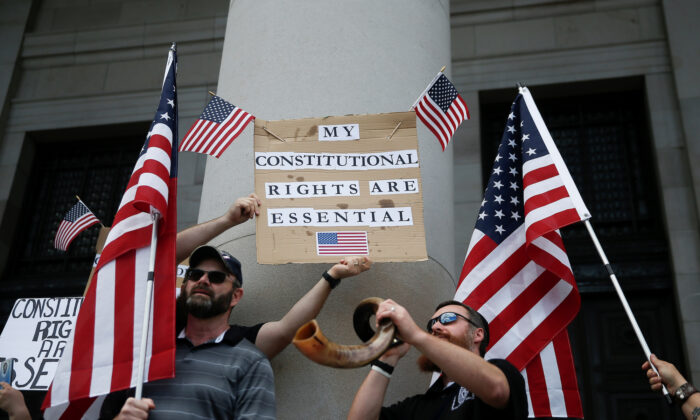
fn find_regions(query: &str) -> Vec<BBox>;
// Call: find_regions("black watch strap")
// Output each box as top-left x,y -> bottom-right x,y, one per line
370,359 -> 395,375
674,382 -> 698,404
322,270 -> 341,289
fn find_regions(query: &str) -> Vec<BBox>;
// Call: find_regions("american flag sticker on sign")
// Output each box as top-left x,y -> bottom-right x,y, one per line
316,231 -> 369,255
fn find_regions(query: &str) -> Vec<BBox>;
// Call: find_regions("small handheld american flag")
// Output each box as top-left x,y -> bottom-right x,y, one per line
54,199 -> 101,251
179,94 -> 254,158
413,72 -> 469,151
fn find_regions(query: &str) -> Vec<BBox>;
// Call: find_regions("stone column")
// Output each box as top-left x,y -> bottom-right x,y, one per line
200,1 -> 455,417
660,0 -> 700,386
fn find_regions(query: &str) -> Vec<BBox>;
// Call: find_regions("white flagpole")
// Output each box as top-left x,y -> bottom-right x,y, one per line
409,66 -> 446,110
135,211 -> 160,399
583,220 -> 672,403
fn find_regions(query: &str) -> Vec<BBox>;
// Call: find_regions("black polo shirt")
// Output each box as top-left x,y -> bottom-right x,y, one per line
380,359 -> 527,420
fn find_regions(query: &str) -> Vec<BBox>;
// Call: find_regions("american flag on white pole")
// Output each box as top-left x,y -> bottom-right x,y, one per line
413,73 -> 469,151
179,94 -> 254,158
455,87 -> 587,418
54,200 -> 101,251
43,45 -> 179,419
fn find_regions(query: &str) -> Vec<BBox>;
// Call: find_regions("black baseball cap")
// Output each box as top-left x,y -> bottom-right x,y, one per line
189,245 -> 243,284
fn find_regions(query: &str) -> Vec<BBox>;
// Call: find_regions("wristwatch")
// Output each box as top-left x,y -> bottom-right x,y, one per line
673,382 -> 698,404
322,270 -> 341,289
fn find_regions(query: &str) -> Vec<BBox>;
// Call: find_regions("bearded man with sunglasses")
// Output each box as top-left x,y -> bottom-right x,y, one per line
348,299 -> 527,420
103,193 -> 372,419
101,246 -> 276,420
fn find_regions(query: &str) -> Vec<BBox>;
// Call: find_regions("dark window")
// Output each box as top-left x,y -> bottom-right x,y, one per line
1,124 -> 147,323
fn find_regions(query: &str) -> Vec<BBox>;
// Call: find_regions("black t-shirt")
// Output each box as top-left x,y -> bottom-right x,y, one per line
380,359 -> 527,420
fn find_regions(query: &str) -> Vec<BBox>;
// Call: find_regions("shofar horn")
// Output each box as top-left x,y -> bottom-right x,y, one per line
293,297 -> 395,368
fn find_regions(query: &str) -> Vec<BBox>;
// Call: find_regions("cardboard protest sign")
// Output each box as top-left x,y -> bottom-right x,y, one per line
0,297 -> 82,390
255,111 -> 428,263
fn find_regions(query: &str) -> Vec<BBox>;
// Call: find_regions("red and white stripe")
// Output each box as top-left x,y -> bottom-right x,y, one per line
415,93 -> 469,151
54,212 -> 100,251
522,330 -> 583,418
180,105 -> 253,158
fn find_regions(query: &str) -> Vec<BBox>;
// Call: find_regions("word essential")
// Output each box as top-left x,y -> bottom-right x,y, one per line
267,207 -> 413,227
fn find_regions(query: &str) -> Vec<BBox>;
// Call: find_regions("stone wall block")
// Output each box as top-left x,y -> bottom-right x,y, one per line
475,17 -> 556,56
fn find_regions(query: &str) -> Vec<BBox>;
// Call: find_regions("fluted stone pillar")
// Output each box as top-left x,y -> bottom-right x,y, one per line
199,1 -> 455,417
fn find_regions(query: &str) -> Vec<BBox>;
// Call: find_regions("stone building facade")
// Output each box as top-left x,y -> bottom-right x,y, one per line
0,1 -> 697,419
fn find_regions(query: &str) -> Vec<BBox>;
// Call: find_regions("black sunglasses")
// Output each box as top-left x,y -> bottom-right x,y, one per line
426,312 -> 480,332
185,268 -> 229,284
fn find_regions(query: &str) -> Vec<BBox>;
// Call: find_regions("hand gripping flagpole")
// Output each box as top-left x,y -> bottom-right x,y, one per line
135,211 -> 160,400
583,219 -> 672,404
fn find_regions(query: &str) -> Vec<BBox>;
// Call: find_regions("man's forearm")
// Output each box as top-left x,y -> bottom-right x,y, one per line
410,332 -> 510,408
347,371 -> 390,420
175,216 -> 233,263
683,393 -> 700,420
255,278 -> 332,359
7,405 -> 30,420
8,408 -> 31,420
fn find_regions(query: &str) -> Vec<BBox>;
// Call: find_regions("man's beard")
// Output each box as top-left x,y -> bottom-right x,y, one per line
176,285 -> 233,320
418,330 -> 476,373
417,354 -> 440,372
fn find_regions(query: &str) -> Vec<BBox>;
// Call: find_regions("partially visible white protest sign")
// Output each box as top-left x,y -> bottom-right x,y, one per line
0,297 -> 82,390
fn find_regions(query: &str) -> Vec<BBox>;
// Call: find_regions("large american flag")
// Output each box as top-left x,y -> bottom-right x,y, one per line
413,73 -> 469,151
54,200 -> 100,251
455,87 -> 587,418
43,45 -> 179,419
179,94 -> 254,158
316,231 -> 369,255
